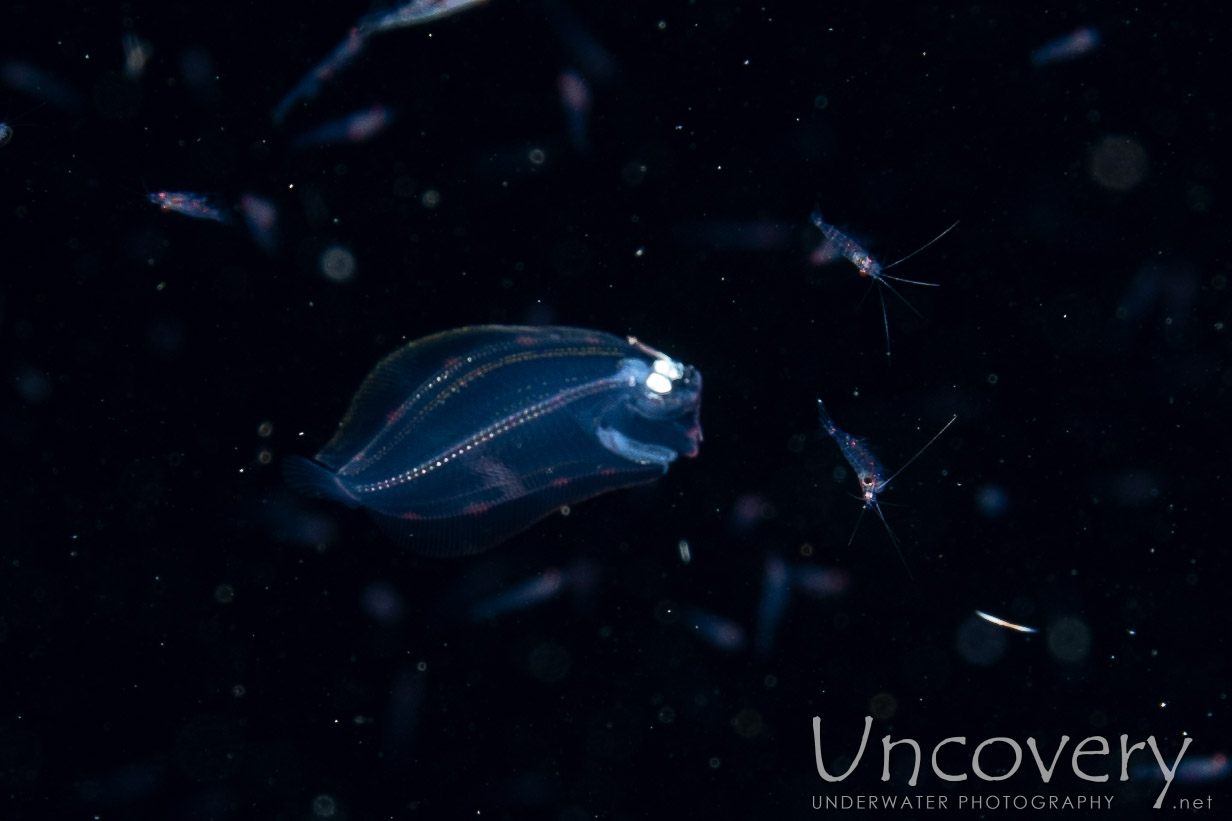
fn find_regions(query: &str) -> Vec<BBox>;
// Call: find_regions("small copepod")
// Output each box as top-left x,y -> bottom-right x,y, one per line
754,554 -> 850,659
557,68 -> 592,152
271,0 -> 488,123
682,607 -> 747,653
816,397 -> 956,578
291,105 -> 395,150
1,62 -> 81,111
238,193 -> 279,252
1031,26 -> 1101,68
122,32 -> 153,80
271,26 -> 370,124
359,0 -> 489,33
810,209 -> 957,363
469,567 -> 566,621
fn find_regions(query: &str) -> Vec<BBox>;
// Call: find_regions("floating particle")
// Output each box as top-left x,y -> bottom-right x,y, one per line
975,609 -> 1038,634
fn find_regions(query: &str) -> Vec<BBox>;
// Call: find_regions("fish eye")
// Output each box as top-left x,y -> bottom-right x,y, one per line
644,370 -> 674,395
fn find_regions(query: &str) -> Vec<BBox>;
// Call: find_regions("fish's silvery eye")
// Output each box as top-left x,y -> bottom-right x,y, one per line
616,358 -> 701,421
651,355 -> 685,382
645,370 -> 673,395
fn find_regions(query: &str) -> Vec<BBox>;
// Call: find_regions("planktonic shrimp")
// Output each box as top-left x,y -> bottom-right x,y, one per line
811,209 -> 957,363
816,397 -> 956,578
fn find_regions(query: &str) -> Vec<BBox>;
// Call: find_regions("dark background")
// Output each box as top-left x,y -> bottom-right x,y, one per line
2,1 -> 1227,818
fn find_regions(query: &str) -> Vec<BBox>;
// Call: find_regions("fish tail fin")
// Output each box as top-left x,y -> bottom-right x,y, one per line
282,455 -> 361,508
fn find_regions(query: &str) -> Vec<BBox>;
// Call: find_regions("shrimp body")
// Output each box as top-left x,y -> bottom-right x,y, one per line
147,190 -> 232,225
816,398 -> 956,577
816,400 -> 888,504
810,209 -> 957,362
811,214 -> 879,279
